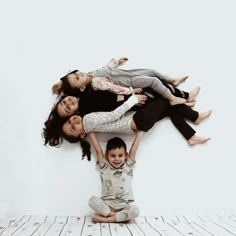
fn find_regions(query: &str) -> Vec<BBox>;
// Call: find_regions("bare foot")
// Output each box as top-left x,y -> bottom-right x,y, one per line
188,87 -> 200,102
171,76 -> 189,86
92,215 -> 116,223
194,110 -> 212,125
108,211 -> 115,217
185,100 -> 196,107
188,135 -> 211,146
169,95 -> 187,106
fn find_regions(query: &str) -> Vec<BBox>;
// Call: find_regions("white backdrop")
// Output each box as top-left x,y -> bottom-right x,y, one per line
1,0 -> 235,218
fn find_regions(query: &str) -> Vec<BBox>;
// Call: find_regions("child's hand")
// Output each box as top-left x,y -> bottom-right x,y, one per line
133,88 -> 143,94
135,94 -> 147,105
118,57 -> 128,65
52,81 -> 62,94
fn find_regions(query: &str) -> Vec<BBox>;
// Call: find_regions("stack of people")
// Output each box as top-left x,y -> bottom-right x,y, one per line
42,57 -> 212,223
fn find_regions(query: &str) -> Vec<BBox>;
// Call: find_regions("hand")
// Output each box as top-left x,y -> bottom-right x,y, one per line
133,88 -> 143,94
118,57 -> 128,65
52,81 -> 62,94
135,94 -> 147,105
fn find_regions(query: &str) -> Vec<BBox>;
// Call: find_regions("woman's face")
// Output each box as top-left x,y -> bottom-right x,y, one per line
67,71 -> 88,91
57,96 -> 79,118
62,115 -> 85,139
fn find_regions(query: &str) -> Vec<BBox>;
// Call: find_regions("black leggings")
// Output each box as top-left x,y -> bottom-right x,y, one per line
133,98 -> 198,140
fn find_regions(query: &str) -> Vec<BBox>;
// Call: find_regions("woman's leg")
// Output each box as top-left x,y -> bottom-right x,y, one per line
169,109 -> 196,140
133,98 -> 171,132
133,98 -> 195,139
172,104 -> 199,122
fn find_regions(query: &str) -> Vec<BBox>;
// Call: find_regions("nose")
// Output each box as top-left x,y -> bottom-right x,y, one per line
69,116 -> 76,123
67,98 -> 73,106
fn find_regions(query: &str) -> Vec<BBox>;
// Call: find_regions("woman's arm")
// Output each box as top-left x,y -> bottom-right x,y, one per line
129,131 -> 143,161
89,132 -> 104,162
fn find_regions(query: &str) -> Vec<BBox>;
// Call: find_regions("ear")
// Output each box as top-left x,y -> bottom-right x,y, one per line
80,132 -> 86,139
125,152 -> 128,159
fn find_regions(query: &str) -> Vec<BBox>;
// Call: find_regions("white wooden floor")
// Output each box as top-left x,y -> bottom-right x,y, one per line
1,214 -> 236,236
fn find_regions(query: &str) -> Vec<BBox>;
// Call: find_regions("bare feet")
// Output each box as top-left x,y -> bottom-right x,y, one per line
108,211 -> 115,217
92,215 -> 116,223
188,87 -> 200,102
188,135 -> 211,146
185,100 -> 196,107
169,95 -> 187,106
194,110 -> 212,125
171,76 -> 189,87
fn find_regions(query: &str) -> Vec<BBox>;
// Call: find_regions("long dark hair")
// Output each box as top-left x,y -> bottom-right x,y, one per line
62,132 -> 91,161
42,96 -> 69,146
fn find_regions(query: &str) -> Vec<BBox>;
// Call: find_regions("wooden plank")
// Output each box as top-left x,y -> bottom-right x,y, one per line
109,222 -> 132,236
177,215 -> 213,236
80,216 -> 101,236
134,217 -> 161,236
59,217 -> 84,236
43,216 -> 68,236
145,216 -> 182,236
0,216 -> 16,233
100,223 -> 112,236
12,216 -> 46,236
0,215 -> 31,236
126,220 -> 145,236
190,215 -> 235,236
32,216 -> 57,236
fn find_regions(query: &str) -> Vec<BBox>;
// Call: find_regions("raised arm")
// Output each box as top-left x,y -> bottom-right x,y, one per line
89,132 -> 104,163
129,131 -> 143,161
105,57 -> 128,68
83,94 -> 147,130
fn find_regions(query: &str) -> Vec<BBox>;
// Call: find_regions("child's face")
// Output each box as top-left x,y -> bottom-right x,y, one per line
67,71 -> 88,91
57,96 -> 79,118
106,147 -> 127,169
62,115 -> 85,139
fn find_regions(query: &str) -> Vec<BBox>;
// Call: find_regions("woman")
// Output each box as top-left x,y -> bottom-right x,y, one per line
61,95 -> 212,160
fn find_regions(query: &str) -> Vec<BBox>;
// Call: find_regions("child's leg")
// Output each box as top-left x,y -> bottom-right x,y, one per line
131,76 -> 186,105
127,68 -> 188,86
92,205 -> 139,223
115,205 -> 139,222
88,196 -> 111,217
128,68 -> 172,82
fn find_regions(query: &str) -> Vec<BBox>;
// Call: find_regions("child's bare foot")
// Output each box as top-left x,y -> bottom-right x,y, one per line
171,76 -> 189,87
188,87 -> 200,102
188,135 -> 211,146
185,100 -> 196,107
108,211 -> 115,217
92,215 -> 116,223
169,95 -> 187,106
194,110 -> 212,125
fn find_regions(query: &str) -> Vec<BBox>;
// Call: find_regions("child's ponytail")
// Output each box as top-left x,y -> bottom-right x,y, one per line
62,132 -> 91,161
80,140 -> 91,161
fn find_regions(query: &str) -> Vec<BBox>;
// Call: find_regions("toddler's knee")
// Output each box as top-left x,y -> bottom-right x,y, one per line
88,196 -> 99,208
130,205 -> 139,218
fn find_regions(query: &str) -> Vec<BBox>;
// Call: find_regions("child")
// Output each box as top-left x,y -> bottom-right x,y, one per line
52,57 -> 190,105
88,132 -> 143,223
